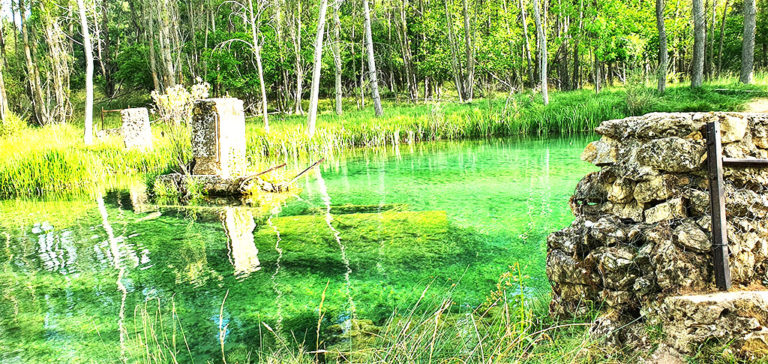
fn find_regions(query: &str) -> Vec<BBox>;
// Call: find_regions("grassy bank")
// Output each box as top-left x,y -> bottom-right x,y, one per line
1,78 -> 765,198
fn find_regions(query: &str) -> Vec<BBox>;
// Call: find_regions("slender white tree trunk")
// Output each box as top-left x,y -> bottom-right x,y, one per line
363,0 -> 383,116
78,0 -> 94,145
332,0 -> 343,115
307,0 -> 329,137
656,0 -> 667,94
248,0 -> 270,132
691,0 -> 705,88
532,0 -> 548,105
740,0 -> 756,84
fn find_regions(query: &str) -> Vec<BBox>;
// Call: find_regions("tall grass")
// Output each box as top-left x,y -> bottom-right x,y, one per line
0,77 -> 764,198
121,267 -> 630,363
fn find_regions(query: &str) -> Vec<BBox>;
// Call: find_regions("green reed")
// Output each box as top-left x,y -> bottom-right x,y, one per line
0,77 -> 763,198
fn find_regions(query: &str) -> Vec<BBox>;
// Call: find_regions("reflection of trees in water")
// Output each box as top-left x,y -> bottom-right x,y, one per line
222,207 -> 260,279
267,209 -> 284,336
97,193 -> 128,362
316,169 -> 357,318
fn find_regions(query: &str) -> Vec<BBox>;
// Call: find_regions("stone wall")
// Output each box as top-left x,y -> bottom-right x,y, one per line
547,112 -> 768,356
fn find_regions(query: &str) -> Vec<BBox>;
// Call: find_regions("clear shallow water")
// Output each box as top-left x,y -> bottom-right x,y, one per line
0,136 -> 595,362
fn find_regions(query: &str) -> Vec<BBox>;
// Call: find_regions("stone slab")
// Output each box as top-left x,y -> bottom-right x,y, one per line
120,107 -> 152,150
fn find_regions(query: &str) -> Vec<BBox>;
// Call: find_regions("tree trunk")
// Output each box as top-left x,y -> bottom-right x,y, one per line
78,0 -> 95,145
158,0 -> 176,88
101,0 -> 115,97
571,0 -> 583,89
716,0 -> 729,76
444,0 -> 464,102
594,51 -> 600,94
691,0 -> 705,88
248,0 -> 270,132
707,0 -> 717,79
291,0 -> 304,115
656,0 -> 667,94
397,0 -> 417,102
19,0 -> 47,125
461,0 -> 474,101
740,0 -> 756,84
145,0 -> 161,91
363,0 -> 383,116
307,0 -> 329,136
532,0 -> 547,104
0,4 -> 9,122
520,0 -> 535,86
332,0 -> 343,115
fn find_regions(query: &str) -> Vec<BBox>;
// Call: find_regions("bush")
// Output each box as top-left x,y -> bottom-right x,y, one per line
150,79 -> 210,124
0,110 -> 27,137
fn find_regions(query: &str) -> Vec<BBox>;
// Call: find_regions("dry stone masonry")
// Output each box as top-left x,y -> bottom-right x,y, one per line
547,112 -> 768,358
120,107 -> 152,150
191,98 -> 247,178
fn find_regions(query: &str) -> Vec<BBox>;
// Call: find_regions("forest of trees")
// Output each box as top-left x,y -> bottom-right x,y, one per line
0,0 -> 765,128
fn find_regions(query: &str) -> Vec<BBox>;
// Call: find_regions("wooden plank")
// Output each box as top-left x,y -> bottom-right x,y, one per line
706,121 -> 732,291
723,158 -> 768,168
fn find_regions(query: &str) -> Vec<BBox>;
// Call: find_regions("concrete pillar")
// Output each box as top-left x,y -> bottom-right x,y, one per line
120,107 -> 152,150
191,98 -> 247,178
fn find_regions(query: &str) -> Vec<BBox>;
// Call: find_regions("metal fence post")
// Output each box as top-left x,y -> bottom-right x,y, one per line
706,121 -> 732,291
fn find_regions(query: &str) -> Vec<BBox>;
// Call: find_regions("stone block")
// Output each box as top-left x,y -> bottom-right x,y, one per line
120,107 -> 152,150
191,98 -> 247,178
660,291 -> 768,358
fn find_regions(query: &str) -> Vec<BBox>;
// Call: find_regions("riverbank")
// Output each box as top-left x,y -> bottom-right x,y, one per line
0,79 -> 764,198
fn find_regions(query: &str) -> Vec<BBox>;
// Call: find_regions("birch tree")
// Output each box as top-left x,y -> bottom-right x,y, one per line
363,0 -> 383,116
78,0 -> 95,145
656,0 -> 667,94
532,0 -> 547,105
740,0 -> 756,84
332,0 -> 343,115
0,5 -> 7,123
307,0 -> 329,136
444,0 -> 464,102
247,0 -> 270,131
691,0 -> 705,88
461,0 -> 474,101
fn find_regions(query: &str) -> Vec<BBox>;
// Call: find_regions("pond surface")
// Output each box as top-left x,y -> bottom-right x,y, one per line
0,136 -> 595,362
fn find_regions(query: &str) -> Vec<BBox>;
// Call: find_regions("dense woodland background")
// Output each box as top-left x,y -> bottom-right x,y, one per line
0,0 -> 765,128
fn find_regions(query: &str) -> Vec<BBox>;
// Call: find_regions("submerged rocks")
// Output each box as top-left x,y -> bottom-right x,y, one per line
547,112 -> 768,359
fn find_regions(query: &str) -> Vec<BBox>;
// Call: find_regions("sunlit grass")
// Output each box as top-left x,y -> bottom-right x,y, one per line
1,76 -> 765,198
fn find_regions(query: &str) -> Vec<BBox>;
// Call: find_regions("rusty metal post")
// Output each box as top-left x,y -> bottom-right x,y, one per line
706,121 -> 732,291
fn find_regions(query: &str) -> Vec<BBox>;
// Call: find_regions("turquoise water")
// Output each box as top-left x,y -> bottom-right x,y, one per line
0,136 -> 595,362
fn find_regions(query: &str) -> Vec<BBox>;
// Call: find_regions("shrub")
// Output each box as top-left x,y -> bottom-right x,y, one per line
0,110 -> 27,137
150,79 -> 210,124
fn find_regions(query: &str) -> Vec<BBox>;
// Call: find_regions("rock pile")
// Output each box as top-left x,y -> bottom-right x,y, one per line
547,112 -> 768,356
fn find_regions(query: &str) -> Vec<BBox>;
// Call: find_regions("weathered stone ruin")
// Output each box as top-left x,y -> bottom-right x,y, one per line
191,98 -> 247,178
120,107 -> 152,150
547,112 -> 768,359
154,97 -> 294,197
